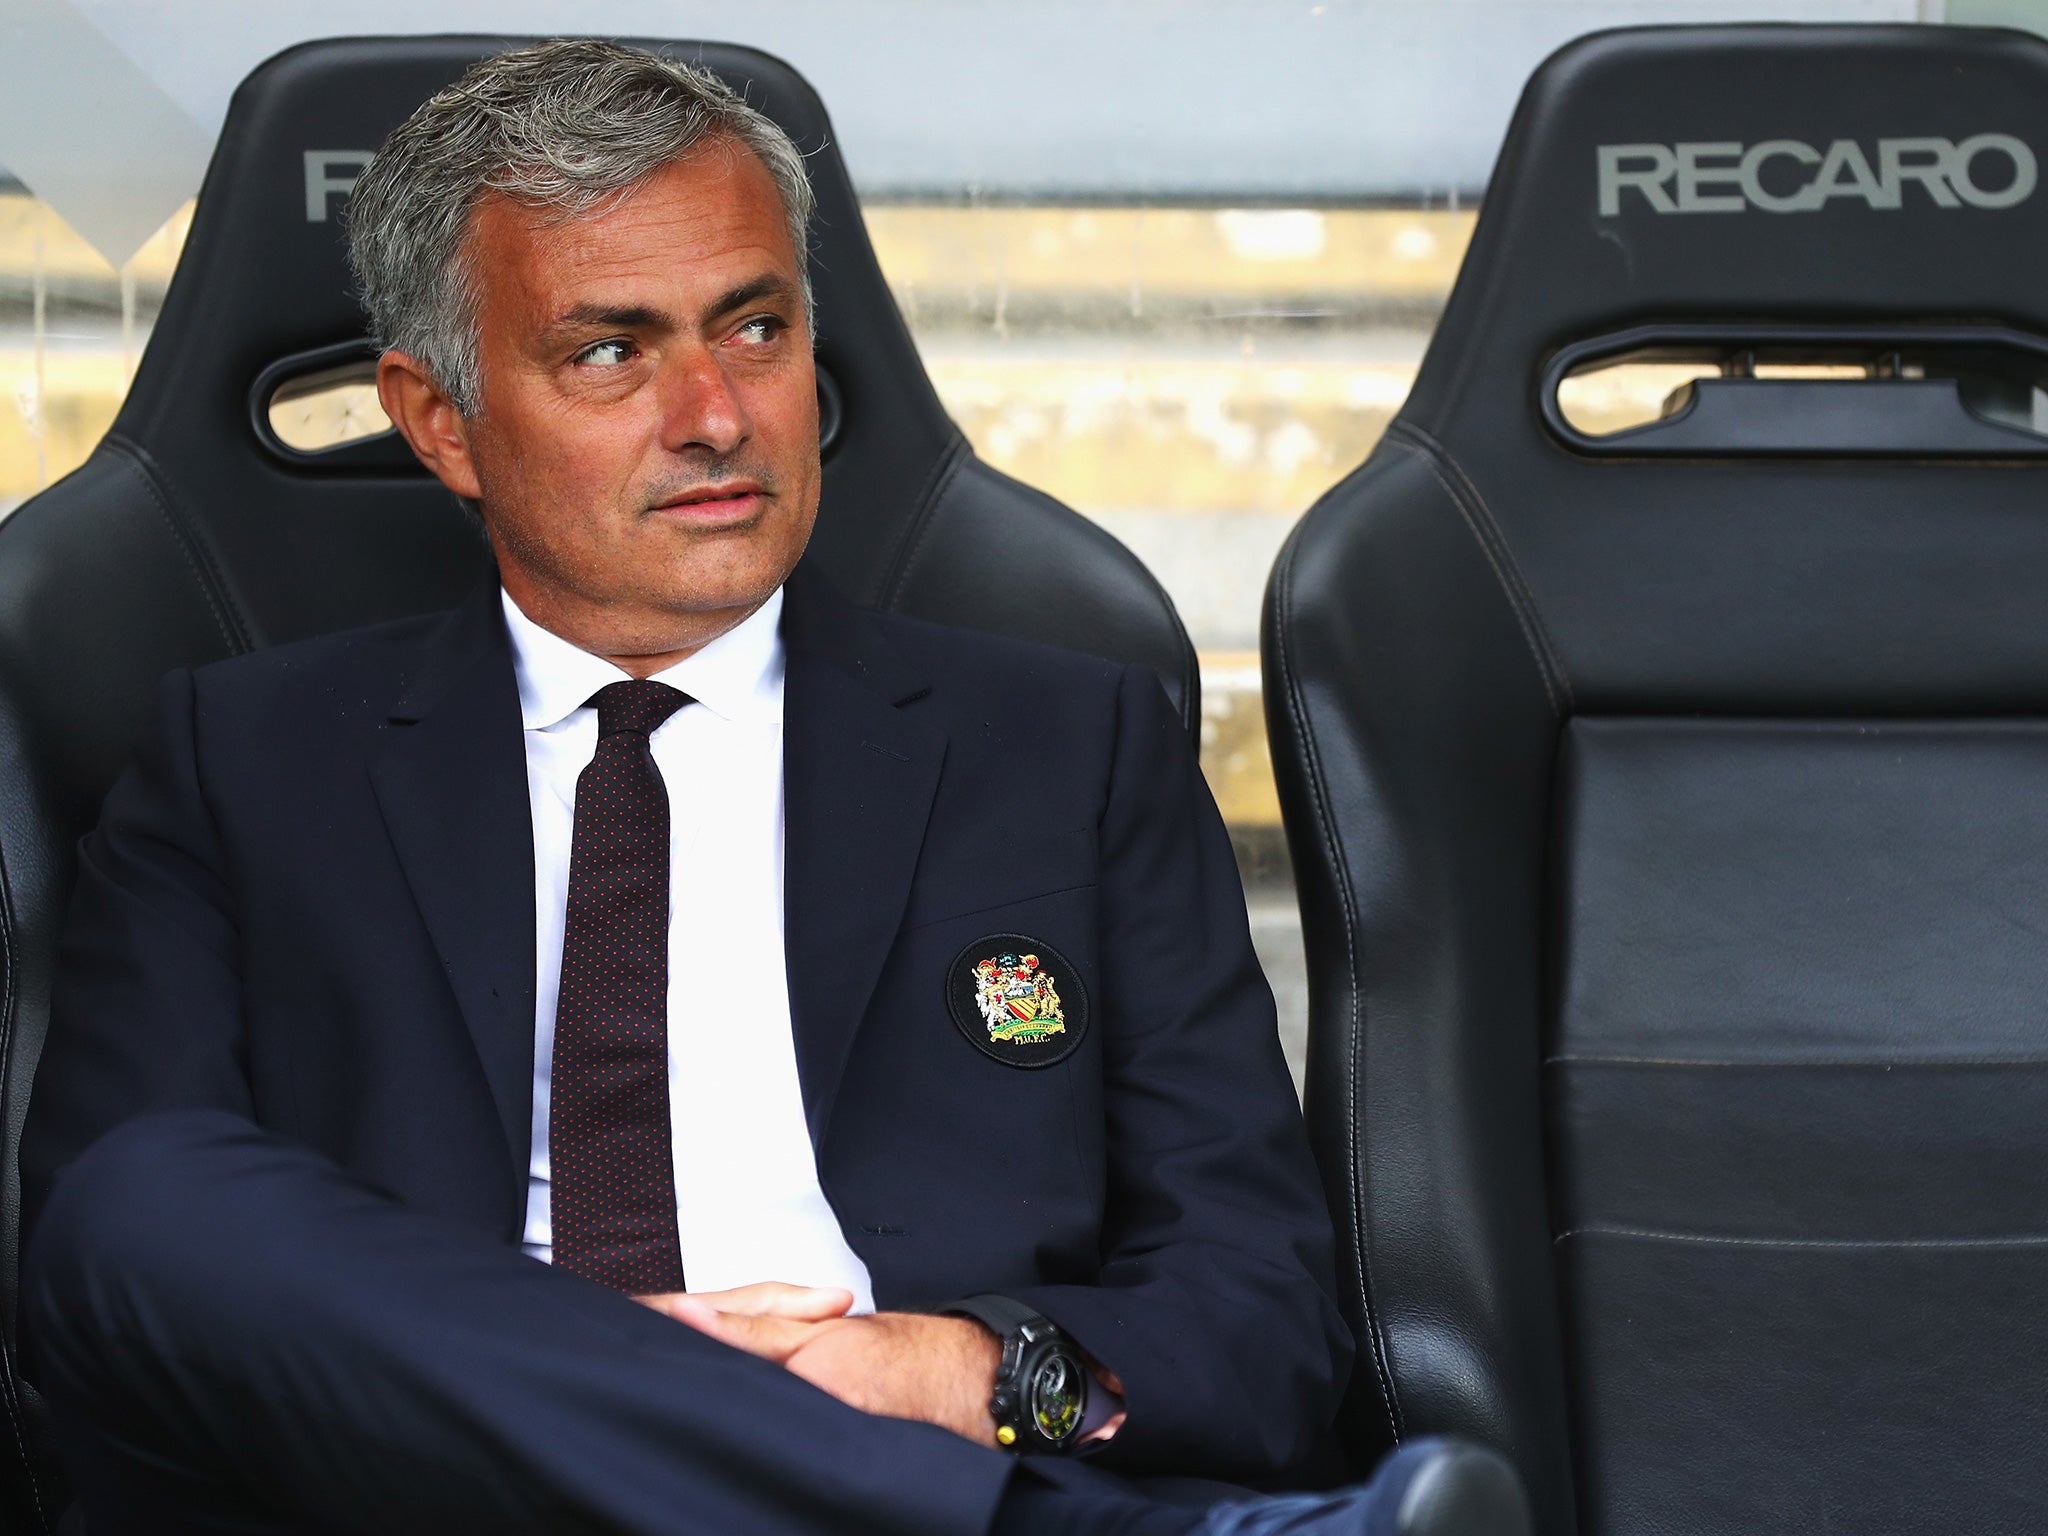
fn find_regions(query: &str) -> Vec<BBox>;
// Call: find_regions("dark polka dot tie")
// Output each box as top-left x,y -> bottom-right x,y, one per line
549,678 -> 692,1294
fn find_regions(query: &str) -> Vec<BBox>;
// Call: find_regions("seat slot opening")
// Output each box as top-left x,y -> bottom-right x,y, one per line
1546,324 -> 2048,457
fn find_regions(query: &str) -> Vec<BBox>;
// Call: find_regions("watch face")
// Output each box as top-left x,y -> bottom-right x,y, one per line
1029,1351 -> 1084,1444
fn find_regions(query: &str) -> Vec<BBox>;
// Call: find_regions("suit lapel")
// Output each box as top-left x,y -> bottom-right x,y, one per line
781,566 -> 945,1144
369,584 -> 538,1191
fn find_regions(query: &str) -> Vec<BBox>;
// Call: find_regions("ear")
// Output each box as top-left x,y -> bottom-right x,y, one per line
377,349 -> 482,501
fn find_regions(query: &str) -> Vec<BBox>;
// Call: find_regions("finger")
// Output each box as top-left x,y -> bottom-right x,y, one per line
685,1281 -> 855,1321
1081,1409 -> 1127,1446
665,1296 -> 820,1363
629,1287 -> 827,1315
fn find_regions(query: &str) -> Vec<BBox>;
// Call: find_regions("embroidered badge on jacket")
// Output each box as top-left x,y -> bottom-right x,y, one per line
976,952 -> 1063,1042
947,934 -> 1089,1068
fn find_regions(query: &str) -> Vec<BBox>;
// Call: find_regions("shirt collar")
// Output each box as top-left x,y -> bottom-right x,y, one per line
502,586 -> 785,733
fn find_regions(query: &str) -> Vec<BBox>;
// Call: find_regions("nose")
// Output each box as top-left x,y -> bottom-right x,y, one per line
657,343 -> 749,457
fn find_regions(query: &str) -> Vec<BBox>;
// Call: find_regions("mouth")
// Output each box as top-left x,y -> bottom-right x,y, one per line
649,481 -> 768,526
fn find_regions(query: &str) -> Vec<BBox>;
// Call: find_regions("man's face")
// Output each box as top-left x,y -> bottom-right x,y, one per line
438,140 -> 819,660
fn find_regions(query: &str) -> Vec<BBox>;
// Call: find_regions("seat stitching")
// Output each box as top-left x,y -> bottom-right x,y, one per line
0,754 -> 19,1223
1388,421 -> 1570,710
876,435 -> 971,613
1268,524 -> 1404,1444
876,439 -> 1202,736
1548,1052 -> 2048,1069
0,1362 -> 44,1533
1556,1223 -> 2048,1250
1383,423 -> 1571,717
0,819 -> 46,1533
103,436 -> 253,656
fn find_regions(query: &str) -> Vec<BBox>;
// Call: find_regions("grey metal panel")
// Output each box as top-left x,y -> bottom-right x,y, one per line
5,0 -> 1927,244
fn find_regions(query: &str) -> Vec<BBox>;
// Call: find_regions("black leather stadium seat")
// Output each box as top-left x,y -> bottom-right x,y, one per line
0,36 -> 1194,1530
1266,23 -> 2048,1536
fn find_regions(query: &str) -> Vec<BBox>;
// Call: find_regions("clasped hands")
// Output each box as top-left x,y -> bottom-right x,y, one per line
636,1282 -> 1124,1451
637,1282 -> 1002,1445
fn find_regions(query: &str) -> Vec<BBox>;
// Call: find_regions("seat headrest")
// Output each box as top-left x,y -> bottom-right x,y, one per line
1358,25 -> 2048,713
1422,25 -> 2048,373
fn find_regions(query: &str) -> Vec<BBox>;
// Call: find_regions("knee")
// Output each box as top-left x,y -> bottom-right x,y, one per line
23,1110 -> 272,1363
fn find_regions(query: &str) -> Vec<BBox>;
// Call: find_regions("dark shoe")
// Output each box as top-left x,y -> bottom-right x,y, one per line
1193,1437 -> 1531,1536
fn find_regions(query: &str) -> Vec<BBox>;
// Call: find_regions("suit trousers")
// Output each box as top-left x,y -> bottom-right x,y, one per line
21,1111 -> 1025,1536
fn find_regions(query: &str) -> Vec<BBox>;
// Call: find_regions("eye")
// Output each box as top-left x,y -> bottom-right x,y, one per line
574,338 -> 635,367
732,315 -> 784,346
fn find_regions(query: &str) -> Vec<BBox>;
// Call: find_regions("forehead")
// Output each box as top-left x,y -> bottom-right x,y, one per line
465,140 -> 797,311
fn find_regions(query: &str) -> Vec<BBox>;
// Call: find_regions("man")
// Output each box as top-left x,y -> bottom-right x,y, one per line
18,39 -> 1527,1536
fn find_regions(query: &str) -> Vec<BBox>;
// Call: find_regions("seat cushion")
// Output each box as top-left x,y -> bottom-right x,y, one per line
1551,716 -> 2048,1534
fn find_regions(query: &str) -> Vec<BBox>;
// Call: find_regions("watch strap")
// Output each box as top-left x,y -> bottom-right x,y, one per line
942,1293 -> 1044,1338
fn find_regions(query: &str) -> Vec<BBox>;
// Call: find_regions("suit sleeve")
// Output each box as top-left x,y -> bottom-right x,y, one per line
19,668 -> 253,1246
1002,664 -> 1353,1477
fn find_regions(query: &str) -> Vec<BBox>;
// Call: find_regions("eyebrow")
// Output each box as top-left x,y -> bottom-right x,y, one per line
704,273 -> 800,322
544,274 -> 799,340
546,302 -> 669,338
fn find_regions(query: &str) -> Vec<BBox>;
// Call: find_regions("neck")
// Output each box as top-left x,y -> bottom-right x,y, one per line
500,579 -> 766,678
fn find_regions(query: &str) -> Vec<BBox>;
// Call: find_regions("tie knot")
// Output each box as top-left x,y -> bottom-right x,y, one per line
589,679 -> 691,739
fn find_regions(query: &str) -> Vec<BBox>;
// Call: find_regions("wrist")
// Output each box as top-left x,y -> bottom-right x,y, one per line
940,1294 -> 1121,1455
938,1313 -> 1003,1443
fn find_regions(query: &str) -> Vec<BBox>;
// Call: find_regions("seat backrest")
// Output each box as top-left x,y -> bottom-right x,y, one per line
0,35 -> 1193,1530
1266,23 -> 2048,1536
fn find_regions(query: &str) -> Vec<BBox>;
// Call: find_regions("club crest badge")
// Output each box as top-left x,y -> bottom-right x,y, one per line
975,952 -> 1065,1044
947,934 -> 1089,1068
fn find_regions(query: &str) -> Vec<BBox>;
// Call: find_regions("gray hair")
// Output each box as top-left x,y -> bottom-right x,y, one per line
347,38 -> 815,415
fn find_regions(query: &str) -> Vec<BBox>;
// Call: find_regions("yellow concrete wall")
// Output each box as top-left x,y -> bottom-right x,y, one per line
0,195 -> 189,504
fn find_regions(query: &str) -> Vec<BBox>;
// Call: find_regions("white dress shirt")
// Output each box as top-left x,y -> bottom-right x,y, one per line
505,587 -> 875,1311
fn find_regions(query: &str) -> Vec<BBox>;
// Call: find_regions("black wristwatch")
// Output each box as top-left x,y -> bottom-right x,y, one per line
943,1294 -> 1117,1455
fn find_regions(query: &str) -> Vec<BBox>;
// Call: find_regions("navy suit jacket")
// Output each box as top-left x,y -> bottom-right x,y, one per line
22,562 -> 1350,1478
